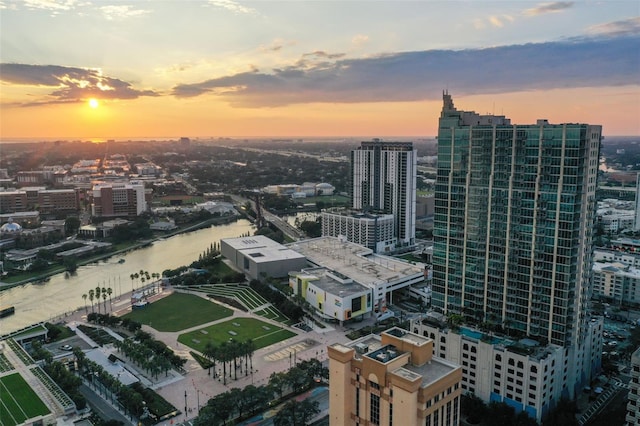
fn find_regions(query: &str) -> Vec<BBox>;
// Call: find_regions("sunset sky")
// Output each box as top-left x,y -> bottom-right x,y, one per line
1,0 -> 639,140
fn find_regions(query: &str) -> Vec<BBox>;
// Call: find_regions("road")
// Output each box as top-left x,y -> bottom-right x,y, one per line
79,383 -> 134,425
230,194 -> 306,241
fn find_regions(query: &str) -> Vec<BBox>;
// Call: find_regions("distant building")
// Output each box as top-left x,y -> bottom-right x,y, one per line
91,182 -> 147,218
351,139 -> 416,247
627,347 -> 640,425
635,173 -> 640,231
221,235 -> 307,280
321,210 -> 396,253
328,327 -> 462,426
593,261 -> 640,305
0,187 -> 79,215
262,182 -> 335,197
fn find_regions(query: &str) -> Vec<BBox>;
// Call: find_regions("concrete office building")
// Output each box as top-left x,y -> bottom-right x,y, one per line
91,181 -> 147,217
431,92 -> 603,419
351,140 -> 417,247
321,210 -> 396,253
328,327 -> 462,426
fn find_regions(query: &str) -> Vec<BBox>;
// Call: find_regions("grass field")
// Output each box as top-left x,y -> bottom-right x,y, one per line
177,317 -> 296,353
123,292 -> 233,332
0,373 -> 50,426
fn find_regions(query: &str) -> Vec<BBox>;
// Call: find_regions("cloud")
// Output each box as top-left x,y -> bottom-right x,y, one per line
100,5 -> 150,20
352,34 -> 369,47
0,64 -> 159,106
207,0 -> 256,15
170,34 -> 640,107
587,17 -> 640,37
22,0 -> 79,12
523,2 -> 574,16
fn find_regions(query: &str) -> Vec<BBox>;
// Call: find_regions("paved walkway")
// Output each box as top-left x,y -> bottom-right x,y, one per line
59,285 -> 352,424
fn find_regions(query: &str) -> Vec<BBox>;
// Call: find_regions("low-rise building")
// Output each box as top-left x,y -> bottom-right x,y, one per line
328,327 -> 462,426
410,316 -> 604,423
593,261 -> 640,305
321,210 -> 396,253
289,267 -> 371,323
221,235 -> 307,280
288,237 -> 425,313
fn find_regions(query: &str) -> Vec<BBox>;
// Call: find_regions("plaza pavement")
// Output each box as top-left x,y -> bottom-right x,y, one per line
67,285 -> 354,424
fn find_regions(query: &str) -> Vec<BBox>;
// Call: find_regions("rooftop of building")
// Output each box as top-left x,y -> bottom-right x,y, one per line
594,261 -> 640,277
296,267 -> 370,297
340,328 -> 460,388
288,237 -> 423,288
321,209 -> 395,220
223,235 -> 306,262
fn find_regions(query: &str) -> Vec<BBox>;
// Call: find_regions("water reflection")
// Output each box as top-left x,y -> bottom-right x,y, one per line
0,220 -> 252,333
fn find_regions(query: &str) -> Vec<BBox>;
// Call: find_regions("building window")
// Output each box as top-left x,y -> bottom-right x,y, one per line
370,381 -> 380,390
355,388 -> 360,417
370,393 -> 380,425
454,396 -> 459,425
425,414 -> 431,426
389,402 -> 393,426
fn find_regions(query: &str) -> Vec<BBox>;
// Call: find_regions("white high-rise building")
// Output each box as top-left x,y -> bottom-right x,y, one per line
351,139 -> 417,247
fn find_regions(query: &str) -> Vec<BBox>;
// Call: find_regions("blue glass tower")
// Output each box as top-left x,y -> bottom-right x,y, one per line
433,92 -> 602,348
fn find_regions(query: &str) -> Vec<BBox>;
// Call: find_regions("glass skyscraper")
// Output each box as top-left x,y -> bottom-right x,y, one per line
433,92 -> 602,348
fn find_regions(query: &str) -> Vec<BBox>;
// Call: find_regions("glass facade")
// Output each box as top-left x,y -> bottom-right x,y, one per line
433,93 -> 601,347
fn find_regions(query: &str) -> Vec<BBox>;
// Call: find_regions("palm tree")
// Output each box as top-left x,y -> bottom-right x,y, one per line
134,273 -> 139,289
107,287 -> 113,312
95,286 -> 101,314
102,287 -> 107,313
88,289 -> 95,313
82,293 -> 88,312
204,342 -> 217,377
245,339 -> 255,374
130,273 -> 135,292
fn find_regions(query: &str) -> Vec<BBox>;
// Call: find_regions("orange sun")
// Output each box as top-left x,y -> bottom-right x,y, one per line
88,98 -> 99,108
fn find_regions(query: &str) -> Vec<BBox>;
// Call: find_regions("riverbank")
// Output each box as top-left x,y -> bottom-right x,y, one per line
0,215 -> 241,291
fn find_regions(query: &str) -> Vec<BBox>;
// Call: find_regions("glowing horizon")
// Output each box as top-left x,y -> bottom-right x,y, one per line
1,2 -> 638,139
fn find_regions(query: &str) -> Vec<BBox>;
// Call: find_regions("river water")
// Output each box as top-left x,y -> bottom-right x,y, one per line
0,219 -> 253,333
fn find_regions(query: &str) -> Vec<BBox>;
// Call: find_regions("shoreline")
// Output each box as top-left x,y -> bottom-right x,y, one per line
0,214 -> 241,291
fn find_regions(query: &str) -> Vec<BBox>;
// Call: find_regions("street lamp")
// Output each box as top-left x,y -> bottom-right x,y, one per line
184,390 -> 188,418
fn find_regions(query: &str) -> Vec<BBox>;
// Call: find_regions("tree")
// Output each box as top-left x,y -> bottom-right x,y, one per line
88,289 -> 95,313
65,216 -> 81,235
107,287 -> 113,311
102,287 -> 108,313
82,293 -> 88,312
130,273 -> 135,292
95,286 -> 101,314
273,399 -> 319,426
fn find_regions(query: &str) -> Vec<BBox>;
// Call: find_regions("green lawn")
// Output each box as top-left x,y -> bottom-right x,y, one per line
177,317 -> 296,353
123,292 -> 233,332
0,373 -> 50,426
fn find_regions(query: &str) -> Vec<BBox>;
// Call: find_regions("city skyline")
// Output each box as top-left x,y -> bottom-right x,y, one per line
0,1 -> 639,139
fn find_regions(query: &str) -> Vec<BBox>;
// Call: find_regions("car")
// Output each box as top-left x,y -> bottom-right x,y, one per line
60,344 -> 72,351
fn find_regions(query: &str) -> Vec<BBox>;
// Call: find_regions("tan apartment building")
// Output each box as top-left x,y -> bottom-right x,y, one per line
328,327 -> 462,426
